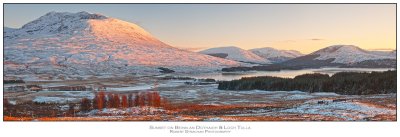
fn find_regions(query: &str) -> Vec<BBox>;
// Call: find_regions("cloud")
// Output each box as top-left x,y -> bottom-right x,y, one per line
310,38 -> 324,41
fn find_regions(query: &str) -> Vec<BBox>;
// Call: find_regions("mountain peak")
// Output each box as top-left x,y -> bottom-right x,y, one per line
43,11 -> 107,20
5,11 -> 167,46
23,11 -> 107,29
12,11 -> 108,36
312,45 -> 365,55
311,45 -> 395,64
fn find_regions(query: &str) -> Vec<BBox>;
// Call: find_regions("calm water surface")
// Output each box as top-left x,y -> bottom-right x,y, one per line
181,68 -> 393,81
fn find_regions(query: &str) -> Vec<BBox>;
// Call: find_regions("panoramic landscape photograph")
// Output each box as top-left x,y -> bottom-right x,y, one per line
3,4 -> 397,121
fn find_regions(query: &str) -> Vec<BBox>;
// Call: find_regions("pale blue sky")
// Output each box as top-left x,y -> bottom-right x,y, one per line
4,4 -> 396,53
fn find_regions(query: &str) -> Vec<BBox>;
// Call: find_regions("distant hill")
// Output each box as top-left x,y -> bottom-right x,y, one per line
249,47 -> 303,63
199,46 -> 270,64
222,45 -> 396,72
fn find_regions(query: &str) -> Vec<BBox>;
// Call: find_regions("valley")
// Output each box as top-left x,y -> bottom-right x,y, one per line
3,68 -> 396,121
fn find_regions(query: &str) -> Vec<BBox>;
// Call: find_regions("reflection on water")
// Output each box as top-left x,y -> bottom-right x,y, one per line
182,68 -> 394,81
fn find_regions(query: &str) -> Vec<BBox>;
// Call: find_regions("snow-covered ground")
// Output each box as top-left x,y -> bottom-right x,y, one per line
280,100 -> 396,120
159,84 -> 340,105
106,85 -> 154,91
32,91 -> 94,103
105,80 -> 188,92
33,96 -> 78,103
4,71 -> 396,121
84,107 -> 166,116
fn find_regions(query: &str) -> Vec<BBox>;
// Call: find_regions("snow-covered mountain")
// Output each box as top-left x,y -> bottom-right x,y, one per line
249,47 -> 303,63
273,45 -> 396,69
4,11 -> 241,76
310,45 -> 395,64
199,46 -> 270,64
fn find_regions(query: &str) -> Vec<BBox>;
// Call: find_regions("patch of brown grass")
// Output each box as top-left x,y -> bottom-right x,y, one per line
4,116 -> 34,121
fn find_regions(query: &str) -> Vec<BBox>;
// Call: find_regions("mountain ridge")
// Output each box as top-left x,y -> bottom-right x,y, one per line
221,45 -> 396,72
199,46 -> 270,64
249,47 -> 303,63
310,45 -> 395,64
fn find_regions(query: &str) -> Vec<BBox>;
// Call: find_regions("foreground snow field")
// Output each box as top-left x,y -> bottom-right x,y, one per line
4,75 -> 396,121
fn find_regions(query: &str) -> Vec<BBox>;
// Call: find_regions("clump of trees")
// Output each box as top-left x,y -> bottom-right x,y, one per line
218,70 -> 396,95
4,98 -> 10,111
80,91 -> 165,112
80,98 -> 91,112
67,103 -> 76,117
92,91 -> 106,110
4,79 -> 25,84
158,67 -> 175,73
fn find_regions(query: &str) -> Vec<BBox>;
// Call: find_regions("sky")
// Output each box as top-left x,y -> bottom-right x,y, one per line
3,4 -> 396,54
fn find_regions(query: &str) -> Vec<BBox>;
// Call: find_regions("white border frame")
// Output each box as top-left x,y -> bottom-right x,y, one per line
1,1 -> 399,137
